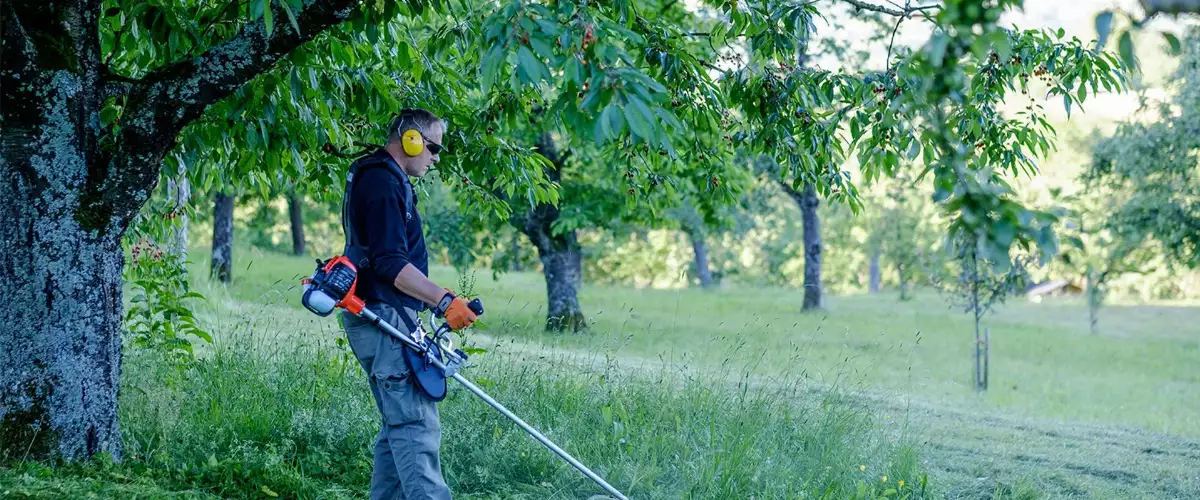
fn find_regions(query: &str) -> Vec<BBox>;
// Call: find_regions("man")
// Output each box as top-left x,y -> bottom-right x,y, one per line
340,108 -> 478,500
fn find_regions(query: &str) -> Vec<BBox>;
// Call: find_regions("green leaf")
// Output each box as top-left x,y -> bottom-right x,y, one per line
100,105 -> 120,126
1117,30 -> 1135,70
516,46 -> 546,83
530,37 -> 555,60
1164,32 -> 1182,56
193,329 -> 214,343
263,0 -> 274,36
480,47 -> 502,90
565,58 -> 582,85
624,95 -> 655,142
250,0 -> 266,20
596,103 -> 623,142
261,485 -> 279,497
279,0 -> 301,35
1094,11 -> 1113,49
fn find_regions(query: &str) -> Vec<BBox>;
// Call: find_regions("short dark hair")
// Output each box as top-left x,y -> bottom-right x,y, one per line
388,108 -> 445,143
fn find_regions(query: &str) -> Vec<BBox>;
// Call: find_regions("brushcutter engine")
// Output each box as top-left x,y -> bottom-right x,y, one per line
301,255 -> 365,316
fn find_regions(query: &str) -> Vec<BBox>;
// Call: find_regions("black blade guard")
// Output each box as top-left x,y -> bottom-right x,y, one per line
403,337 -> 448,402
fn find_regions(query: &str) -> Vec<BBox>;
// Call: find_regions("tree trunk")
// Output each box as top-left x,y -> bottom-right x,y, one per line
868,249 -> 881,294
687,229 -> 714,289
898,263 -> 912,301
781,182 -> 824,311
532,236 -> 586,332
1086,267 -> 1102,335
800,183 -> 823,310
0,204 -> 126,463
1,0 -> 127,462
289,192 -> 306,256
211,193 -> 234,283
2,0 -> 365,463
971,254 -> 984,393
510,233 -> 523,272
166,168 -> 190,259
512,133 -> 586,332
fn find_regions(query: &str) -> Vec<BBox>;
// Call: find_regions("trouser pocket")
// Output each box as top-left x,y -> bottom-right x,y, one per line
375,369 -> 426,426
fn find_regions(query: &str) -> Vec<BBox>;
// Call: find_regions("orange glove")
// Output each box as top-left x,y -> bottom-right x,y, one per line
443,295 -> 477,330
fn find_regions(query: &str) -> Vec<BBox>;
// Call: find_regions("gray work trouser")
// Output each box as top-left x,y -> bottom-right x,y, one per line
342,303 -> 452,500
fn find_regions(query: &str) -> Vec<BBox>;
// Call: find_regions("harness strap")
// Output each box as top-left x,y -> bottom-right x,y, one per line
341,150 -> 416,272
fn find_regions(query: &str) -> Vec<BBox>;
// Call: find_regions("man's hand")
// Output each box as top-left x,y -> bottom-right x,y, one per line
393,266 -> 477,330
440,292 -> 478,331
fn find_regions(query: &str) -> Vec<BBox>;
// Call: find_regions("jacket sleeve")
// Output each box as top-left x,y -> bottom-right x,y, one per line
358,176 -> 411,284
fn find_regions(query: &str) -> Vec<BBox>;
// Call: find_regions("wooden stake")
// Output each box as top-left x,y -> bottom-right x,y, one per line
983,327 -> 990,391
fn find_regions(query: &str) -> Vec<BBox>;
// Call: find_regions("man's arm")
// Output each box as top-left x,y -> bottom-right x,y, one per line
356,173 -> 453,308
393,264 -> 449,307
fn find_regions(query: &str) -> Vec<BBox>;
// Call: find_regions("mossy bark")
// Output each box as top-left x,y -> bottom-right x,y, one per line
2,0 -> 125,462
1,0 -> 362,462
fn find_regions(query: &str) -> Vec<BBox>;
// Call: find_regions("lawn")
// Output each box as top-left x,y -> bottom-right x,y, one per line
5,244 -> 1196,498
193,245 -> 1200,439
134,244 -> 1200,498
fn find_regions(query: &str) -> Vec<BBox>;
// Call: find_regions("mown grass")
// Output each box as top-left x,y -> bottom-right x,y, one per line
0,246 -> 931,499
6,243 -> 1198,498
188,245 -> 1200,439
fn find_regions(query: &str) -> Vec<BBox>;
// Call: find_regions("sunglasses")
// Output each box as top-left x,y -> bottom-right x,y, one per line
425,141 -> 444,155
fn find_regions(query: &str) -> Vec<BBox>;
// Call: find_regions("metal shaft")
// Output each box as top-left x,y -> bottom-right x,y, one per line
359,309 -> 629,500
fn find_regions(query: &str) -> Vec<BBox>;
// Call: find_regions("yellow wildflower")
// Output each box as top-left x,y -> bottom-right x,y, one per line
899,480 -> 905,488
859,465 -> 866,471
881,475 -> 888,482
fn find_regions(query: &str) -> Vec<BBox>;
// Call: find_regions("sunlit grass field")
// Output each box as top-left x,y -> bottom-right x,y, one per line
6,243 -> 1196,498
197,245 -> 1200,440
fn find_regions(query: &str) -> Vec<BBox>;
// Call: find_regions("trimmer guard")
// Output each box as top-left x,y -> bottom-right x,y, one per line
404,334 -> 448,401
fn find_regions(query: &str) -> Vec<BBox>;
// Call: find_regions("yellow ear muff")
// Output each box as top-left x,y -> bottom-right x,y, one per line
401,128 -> 425,156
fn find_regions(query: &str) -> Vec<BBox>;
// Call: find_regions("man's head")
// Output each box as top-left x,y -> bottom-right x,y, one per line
385,108 -> 445,178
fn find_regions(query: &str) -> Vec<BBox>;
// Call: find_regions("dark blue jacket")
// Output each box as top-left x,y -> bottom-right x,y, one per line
343,149 -> 429,313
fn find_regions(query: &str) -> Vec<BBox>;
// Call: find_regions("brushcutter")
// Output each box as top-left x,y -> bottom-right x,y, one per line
301,255 -> 629,500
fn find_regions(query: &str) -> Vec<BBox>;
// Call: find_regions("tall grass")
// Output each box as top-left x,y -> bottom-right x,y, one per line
2,297 -> 928,499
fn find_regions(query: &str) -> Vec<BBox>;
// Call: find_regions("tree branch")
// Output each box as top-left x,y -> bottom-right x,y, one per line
125,0 -> 359,142
323,142 -> 376,159
837,0 -> 939,17
99,67 -> 139,99
102,0 -> 362,224
1140,0 -> 1200,15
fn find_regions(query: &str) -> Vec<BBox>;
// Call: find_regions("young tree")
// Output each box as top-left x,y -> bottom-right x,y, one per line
879,174 -> 934,300
164,167 -> 191,259
934,232 -> 1032,392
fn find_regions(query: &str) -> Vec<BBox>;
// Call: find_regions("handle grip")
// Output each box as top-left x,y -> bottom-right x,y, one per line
468,298 -> 484,316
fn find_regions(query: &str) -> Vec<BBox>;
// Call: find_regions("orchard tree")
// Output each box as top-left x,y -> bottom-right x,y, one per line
0,0 -> 1131,464
1087,29 -> 1200,270
879,173 -> 939,300
1076,28 -> 1200,331
933,231 -> 1032,392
